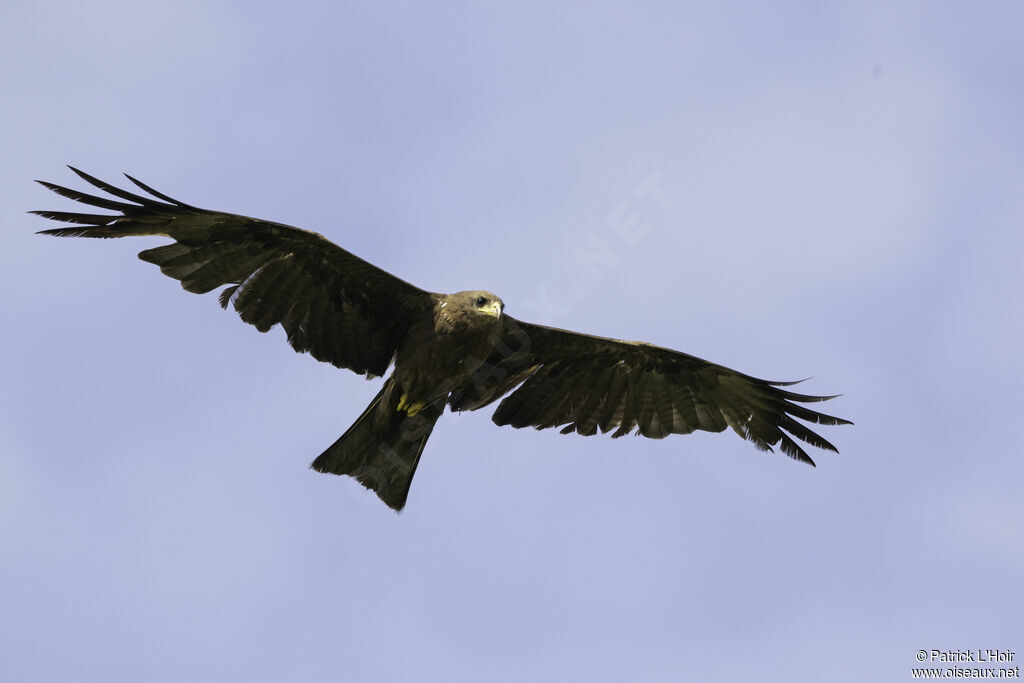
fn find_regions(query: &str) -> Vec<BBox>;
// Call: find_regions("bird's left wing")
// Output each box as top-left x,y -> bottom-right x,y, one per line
34,167 -> 433,377
450,316 -> 851,465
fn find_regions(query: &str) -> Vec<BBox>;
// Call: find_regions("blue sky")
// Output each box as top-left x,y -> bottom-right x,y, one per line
2,1 -> 1022,681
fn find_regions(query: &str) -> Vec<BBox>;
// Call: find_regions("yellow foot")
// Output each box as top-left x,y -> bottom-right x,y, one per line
397,393 -> 426,417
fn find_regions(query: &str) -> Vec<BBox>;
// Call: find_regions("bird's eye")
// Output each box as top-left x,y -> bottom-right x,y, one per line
475,297 -> 487,307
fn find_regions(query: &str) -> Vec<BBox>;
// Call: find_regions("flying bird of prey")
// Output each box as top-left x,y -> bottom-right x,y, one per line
35,168 -> 851,511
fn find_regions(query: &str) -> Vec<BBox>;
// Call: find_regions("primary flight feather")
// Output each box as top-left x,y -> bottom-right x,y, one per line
35,167 -> 851,510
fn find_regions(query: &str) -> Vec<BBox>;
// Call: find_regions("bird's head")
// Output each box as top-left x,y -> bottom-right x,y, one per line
447,290 -> 504,322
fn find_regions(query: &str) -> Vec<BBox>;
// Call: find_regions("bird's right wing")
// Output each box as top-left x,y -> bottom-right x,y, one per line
34,167 -> 433,376
450,316 -> 850,465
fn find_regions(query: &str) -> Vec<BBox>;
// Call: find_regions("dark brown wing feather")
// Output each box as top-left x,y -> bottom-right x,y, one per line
34,167 -> 432,376
450,316 -> 851,465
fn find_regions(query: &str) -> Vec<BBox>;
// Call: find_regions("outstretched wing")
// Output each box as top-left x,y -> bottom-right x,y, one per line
450,316 -> 851,465
34,167 -> 432,377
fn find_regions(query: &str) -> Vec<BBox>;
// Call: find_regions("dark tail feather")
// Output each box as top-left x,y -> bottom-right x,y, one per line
311,378 -> 442,511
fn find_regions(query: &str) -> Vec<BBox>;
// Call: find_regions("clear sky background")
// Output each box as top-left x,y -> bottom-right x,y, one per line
2,2 -> 1022,681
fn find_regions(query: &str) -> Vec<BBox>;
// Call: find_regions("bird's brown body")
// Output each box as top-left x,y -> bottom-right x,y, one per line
394,291 -> 505,414
311,291 -> 506,508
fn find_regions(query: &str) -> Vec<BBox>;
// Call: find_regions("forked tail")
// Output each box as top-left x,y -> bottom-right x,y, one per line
311,378 -> 442,511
